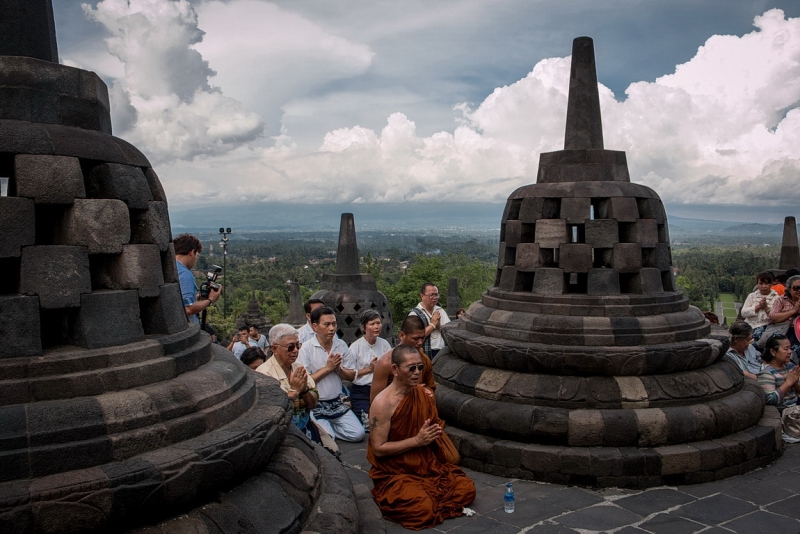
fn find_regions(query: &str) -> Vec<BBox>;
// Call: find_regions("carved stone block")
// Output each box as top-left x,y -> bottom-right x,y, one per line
140,283 -> 188,335
612,243 -> 642,273
535,219 -> 568,248
57,199 -> 130,254
516,243 -> 544,272
87,163 -> 153,210
71,290 -> 145,349
585,219 -> 619,248
0,197 -> 35,258
533,268 -> 564,294
15,155 -> 85,204
20,246 -> 91,308
93,244 -> 164,298
131,201 -> 171,251
561,197 -> 591,223
559,243 -> 593,273
0,295 -> 42,358
640,268 -> 665,294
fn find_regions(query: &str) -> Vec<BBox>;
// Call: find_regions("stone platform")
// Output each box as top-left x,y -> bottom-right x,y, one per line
341,438 -> 800,533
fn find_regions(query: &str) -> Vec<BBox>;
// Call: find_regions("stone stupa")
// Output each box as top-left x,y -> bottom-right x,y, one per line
0,3 -> 356,532
284,281 -> 307,328
311,213 -> 394,343
235,291 -> 271,333
435,37 -> 782,488
779,216 -> 799,270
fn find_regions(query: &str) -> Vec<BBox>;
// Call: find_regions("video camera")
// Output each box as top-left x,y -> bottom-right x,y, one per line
199,265 -> 222,299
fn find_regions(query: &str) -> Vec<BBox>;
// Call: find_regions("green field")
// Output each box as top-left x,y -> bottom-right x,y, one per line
718,292 -> 739,321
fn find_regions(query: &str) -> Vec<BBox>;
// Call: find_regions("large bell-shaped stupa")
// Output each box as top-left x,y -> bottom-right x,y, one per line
435,37 -> 782,488
0,2 -> 356,532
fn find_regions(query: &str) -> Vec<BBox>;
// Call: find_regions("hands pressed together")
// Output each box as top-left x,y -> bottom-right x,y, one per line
415,418 -> 443,446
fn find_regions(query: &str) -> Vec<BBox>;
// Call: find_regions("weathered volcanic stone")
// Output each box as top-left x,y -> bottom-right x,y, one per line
622,219 -> 658,247
536,219 -> 568,248
585,219 -> 619,248
86,163 -> 152,210
144,167 -> 167,203
600,197 -> 638,222
0,294 -> 42,358
560,243 -> 593,273
587,268 -> 621,295
780,216 -> 800,270
612,243 -> 642,273
161,243 -> 179,284
131,201 -> 171,251
57,198 -> 130,254
533,268 -> 564,294
93,244 -> 164,297
15,154 -> 85,204
20,245 -> 91,308
516,243 -> 544,272
71,290 -> 145,349
140,283 -> 189,335
0,197 -> 35,258
561,197 -> 591,223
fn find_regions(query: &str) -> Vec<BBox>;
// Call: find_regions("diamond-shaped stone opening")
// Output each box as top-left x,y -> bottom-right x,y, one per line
344,316 -> 353,325
353,303 -> 362,312
336,328 -> 345,338
335,303 -> 344,312
370,302 -> 377,309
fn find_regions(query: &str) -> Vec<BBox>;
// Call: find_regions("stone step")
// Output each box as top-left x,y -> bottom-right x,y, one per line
445,405 -> 783,489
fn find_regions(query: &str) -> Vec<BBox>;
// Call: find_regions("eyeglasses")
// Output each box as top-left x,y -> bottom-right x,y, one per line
424,293 -> 439,298
404,363 -> 425,372
274,342 -> 302,351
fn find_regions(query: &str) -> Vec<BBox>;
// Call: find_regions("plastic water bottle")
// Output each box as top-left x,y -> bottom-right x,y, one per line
504,482 -> 515,513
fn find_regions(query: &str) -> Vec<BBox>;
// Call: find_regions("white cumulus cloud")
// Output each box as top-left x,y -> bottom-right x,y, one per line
82,0 -> 263,162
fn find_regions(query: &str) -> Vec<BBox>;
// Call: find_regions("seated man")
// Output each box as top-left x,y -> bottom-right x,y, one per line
298,307 -> 365,442
368,345 -> 475,530
370,315 -> 434,403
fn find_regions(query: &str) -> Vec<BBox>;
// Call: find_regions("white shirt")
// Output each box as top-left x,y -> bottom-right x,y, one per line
298,322 -> 315,343
349,336 -> 392,386
232,336 -> 266,358
298,335 -> 355,401
410,303 -> 451,350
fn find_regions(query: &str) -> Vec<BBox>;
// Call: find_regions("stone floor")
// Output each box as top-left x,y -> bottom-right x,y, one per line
340,439 -> 800,534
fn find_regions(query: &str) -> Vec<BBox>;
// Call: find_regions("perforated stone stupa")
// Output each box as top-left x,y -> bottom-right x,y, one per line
312,213 -> 393,343
435,37 -> 782,488
0,3 -> 357,532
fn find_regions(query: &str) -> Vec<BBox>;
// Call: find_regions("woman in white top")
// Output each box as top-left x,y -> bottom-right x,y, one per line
348,310 -> 392,431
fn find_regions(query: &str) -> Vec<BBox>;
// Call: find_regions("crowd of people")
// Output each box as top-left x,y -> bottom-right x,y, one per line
726,269 -> 800,414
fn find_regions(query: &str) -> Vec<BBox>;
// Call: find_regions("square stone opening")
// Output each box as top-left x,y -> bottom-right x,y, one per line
619,273 -> 643,294
565,272 -> 588,293
568,224 -> 585,243
40,308 -> 77,349
662,269 -> 677,292
593,248 -> 613,268
593,198 -> 610,219
34,204 -> 68,245
658,223 -> 669,243
516,271 -> 535,292
0,258 -> 20,294
0,154 -> 15,195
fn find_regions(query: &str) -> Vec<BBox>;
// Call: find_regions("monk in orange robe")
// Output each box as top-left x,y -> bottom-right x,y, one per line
370,314 -> 435,403
368,345 -> 475,530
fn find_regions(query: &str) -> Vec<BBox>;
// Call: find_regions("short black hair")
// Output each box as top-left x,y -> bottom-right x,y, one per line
401,314 -> 425,334
238,325 -> 249,332
304,298 -> 326,314
173,234 -> 202,255
756,271 -> 775,284
310,306 -> 336,325
391,344 -> 418,367
420,282 -> 436,295
240,347 -> 266,367
762,334 -> 788,363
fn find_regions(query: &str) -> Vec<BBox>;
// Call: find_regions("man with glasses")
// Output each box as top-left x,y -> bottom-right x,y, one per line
298,306 -> 364,442
724,322 -> 761,380
409,282 -> 450,358
367,344 -> 475,530
768,274 -> 800,362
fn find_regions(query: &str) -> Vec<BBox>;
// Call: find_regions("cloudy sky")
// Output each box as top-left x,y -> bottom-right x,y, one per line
54,0 -> 800,220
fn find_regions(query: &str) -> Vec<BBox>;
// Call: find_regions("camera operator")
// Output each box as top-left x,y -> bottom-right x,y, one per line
174,234 -> 221,324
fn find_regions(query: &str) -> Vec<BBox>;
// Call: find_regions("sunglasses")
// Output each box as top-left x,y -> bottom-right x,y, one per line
791,286 -> 800,291
275,342 -> 302,351
403,363 -> 425,372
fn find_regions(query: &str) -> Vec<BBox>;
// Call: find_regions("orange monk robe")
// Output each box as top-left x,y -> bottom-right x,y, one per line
367,386 -> 475,530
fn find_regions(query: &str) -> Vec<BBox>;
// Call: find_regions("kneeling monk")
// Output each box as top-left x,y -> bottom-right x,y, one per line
367,345 -> 475,530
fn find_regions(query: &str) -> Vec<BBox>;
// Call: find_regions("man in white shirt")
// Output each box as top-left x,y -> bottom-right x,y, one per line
298,298 -> 326,343
228,325 -> 251,359
298,306 -> 365,442
408,283 -> 450,358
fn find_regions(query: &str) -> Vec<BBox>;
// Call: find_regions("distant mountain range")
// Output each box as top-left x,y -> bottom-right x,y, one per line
169,202 -> 790,240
